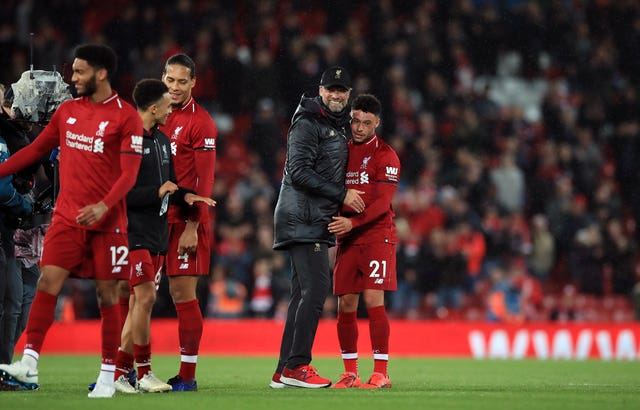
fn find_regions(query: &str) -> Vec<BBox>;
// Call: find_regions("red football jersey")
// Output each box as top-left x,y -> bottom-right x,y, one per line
340,134 -> 400,245
159,96 -> 217,223
37,92 -> 143,232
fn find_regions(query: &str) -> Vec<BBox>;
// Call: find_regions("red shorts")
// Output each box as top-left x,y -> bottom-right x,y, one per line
41,221 -> 130,280
333,241 -> 397,295
128,249 -> 164,290
165,221 -> 210,276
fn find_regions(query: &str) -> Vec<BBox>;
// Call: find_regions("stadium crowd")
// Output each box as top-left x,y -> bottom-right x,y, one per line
1,0 -> 640,323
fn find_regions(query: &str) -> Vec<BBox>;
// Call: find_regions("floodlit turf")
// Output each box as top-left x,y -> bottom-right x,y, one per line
1,355 -> 638,410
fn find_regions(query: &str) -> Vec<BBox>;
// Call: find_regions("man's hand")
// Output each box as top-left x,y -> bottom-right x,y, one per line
178,220 -> 199,255
328,216 -> 353,235
184,193 -> 216,207
344,189 -> 365,213
76,201 -> 109,226
158,181 -> 179,198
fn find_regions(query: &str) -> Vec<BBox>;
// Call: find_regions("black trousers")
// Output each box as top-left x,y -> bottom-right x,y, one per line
276,242 -> 331,371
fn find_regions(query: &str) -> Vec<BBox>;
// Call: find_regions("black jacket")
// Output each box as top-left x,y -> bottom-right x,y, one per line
127,126 -> 192,254
273,95 -> 350,249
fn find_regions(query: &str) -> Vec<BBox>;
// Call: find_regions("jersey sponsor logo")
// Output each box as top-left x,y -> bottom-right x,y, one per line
93,138 -> 104,153
204,137 -> 216,149
171,141 -> 177,156
66,117 -> 77,124
385,166 -> 399,182
135,261 -> 144,278
359,171 -> 369,184
96,121 -> 109,137
361,156 -> 371,169
171,126 -> 183,140
130,135 -> 143,153
65,130 -> 95,152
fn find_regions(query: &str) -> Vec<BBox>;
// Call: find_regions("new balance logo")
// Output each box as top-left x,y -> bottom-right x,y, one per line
179,263 -> 189,270
374,278 -> 384,284
112,266 -> 122,273
66,117 -> 77,124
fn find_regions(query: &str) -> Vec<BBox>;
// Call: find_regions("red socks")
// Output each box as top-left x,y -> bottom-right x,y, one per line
337,310 -> 359,374
99,304 -> 120,366
24,290 -> 57,353
176,299 -> 202,380
368,305 -> 390,376
134,343 -> 152,378
114,349 -> 134,379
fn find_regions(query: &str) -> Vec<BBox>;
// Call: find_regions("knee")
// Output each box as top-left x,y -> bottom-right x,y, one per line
136,290 -> 157,312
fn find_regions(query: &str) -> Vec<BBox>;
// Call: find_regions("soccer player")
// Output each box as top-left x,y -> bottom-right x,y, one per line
269,66 -> 365,389
159,54 -> 217,392
328,94 -> 400,389
0,44 -> 143,398
111,79 -> 216,394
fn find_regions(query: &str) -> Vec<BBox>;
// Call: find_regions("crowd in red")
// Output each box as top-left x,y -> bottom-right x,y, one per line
2,0 -> 639,322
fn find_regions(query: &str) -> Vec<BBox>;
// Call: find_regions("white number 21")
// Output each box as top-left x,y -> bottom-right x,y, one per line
368,259 -> 387,279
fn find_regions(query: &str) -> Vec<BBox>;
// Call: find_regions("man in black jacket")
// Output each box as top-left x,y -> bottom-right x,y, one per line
270,67 -> 365,388
111,79 -> 214,394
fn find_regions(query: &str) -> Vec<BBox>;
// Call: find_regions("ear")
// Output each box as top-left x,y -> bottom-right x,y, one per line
96,67 -> 108,81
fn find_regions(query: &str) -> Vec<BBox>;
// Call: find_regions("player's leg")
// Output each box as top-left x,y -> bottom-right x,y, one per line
165,222 -> 209,392
167,275 -> 200,391
89,231 -> 129,398
330,243 -> 364,388
132,252 -> 170,393
332,293 -> 362,388
112,292 -> 137,394
360,241 -> 396,389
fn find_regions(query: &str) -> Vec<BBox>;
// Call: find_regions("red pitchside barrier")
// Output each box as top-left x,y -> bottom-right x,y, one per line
15,319 -> 640,360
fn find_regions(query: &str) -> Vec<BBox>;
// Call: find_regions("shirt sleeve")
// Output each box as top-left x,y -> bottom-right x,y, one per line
102,112 -> 143,208
187,117 -> 217,221
350,148 -> 400,229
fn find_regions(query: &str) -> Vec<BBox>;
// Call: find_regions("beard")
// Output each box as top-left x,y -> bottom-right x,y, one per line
77,74 -> 97,96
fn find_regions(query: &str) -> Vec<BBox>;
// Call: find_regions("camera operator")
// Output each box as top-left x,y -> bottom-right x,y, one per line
0,83 -> 35,364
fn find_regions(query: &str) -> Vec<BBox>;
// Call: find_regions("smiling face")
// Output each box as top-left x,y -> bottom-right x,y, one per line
162,63 -> 196,107
71,58 -> 100,97
350,108 -> 380,143
319,85 -> 350,113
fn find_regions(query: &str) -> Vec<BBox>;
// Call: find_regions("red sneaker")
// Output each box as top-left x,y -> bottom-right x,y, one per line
330,372 -> 361,389
280,365 -> 331,388
269,372 -> 285,389
361,372 -> 391,389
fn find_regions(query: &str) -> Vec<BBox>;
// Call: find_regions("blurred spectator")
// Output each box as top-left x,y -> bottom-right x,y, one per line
207,264 -> 247,319
527,214 -> 555,281
4,0 -> 640,322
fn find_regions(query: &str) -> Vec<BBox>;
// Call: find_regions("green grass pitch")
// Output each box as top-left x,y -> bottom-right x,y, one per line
1,355 -> 638,410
